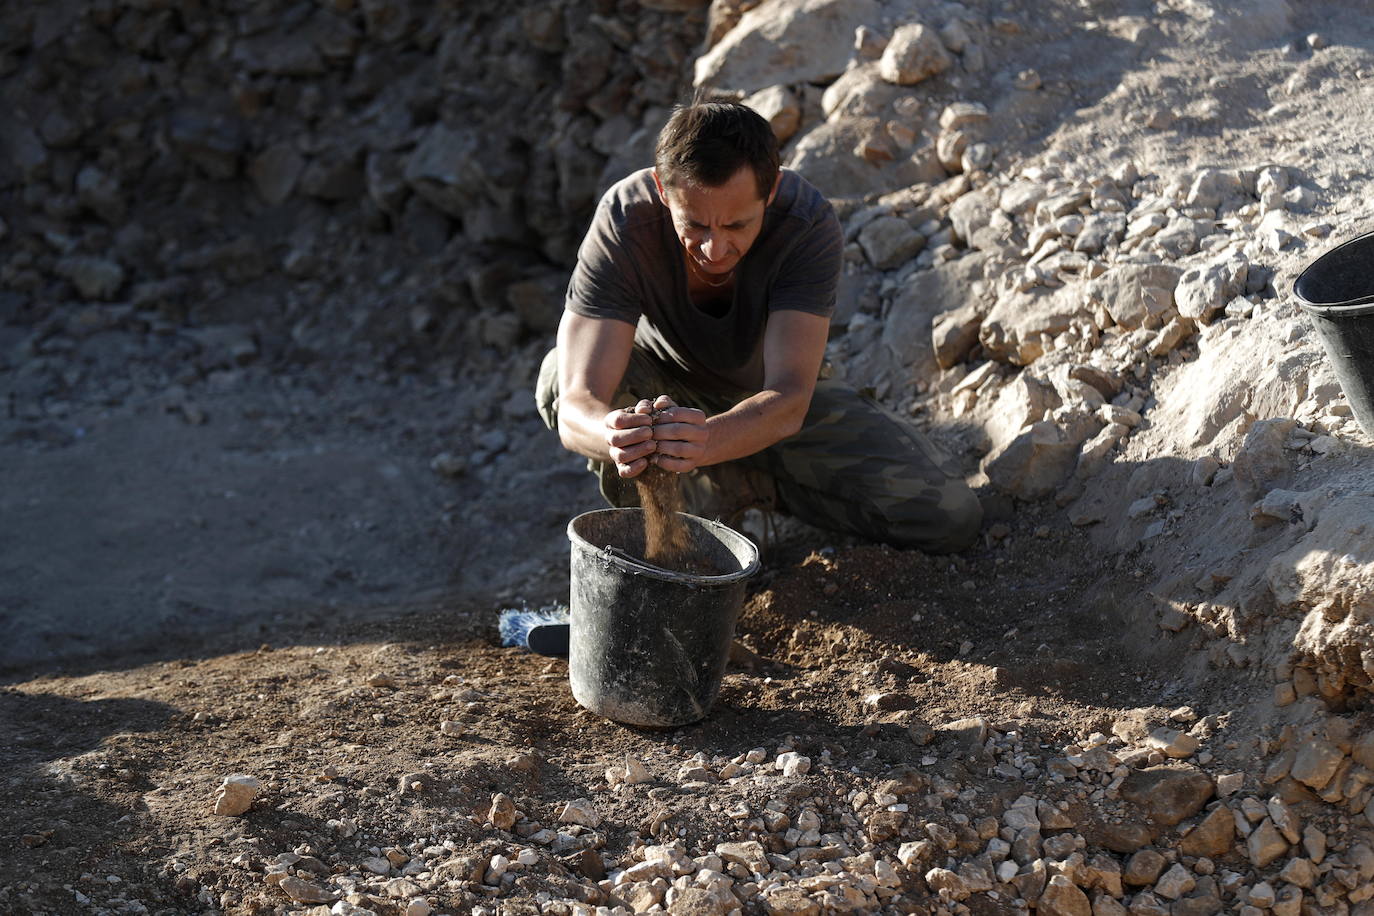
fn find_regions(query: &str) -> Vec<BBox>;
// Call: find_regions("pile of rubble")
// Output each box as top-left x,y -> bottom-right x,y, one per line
202,709 -> 1374,915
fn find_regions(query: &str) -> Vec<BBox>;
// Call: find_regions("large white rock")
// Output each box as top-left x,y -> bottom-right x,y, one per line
1084,263 -> 1181,330
980,285 -> 1086,365
694,0 -> 881,93
878,23 -> 952,85
1268,496 -> 1374,690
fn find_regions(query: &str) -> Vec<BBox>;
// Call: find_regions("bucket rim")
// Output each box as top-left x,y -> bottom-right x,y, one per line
1293,229 -> 1374,316
566,507 -> 761,586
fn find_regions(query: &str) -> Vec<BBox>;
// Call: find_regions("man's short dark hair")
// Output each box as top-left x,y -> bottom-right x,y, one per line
654,101 -> 780,202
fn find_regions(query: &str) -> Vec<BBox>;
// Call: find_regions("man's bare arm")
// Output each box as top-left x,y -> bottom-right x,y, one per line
651,309 -> 829,472
555,311 -> 660,476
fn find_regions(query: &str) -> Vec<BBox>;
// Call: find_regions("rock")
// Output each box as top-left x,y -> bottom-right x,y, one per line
249,142 -> 305,205
1175,256 -> 1248,324
558,798 -> 601,828
431,454 -> 467,478
1290,738 -> 1346,789
1246,818 -> 1288,868
1154,863 -> 1195,900
1085,264 -> 1181,330
487,793 -> 517,831
762,885 -> 820,915
858,216 -> 925,269
931,302 -> 983,369
980,285 -> 1083,365
948,189 -> 1001,250
744,85 -> 801,143
983,418 -> 1092,500
624,754 -> 653,785
1039,875 -> 1092,916
1267,496 -> 1374,691
75,166 -> 126,222
277,876 -> 335,903
878,23 -> 952,85
1266,796 -> 1300,843
1149,318 -> 1193,357
299,154 -> 364,201
1231,418 -> 1295,497
1277,856 -> 1316,889
1179,806 -> 1234,857
716,841 -> 767,873
925,867 -> 970,901
213,774 -> 260,816
1124,849 -> 1167,886
56,256 -> 125,300
940,102 -> 990,131
1119,766 -> 1213,826
693,0 -> 881,93
776,752 -> 811,777
361,855 -> 392,875
1145,727 -> 1199,759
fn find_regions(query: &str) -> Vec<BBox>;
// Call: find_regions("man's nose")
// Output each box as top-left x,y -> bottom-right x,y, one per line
702,233 -> 726,260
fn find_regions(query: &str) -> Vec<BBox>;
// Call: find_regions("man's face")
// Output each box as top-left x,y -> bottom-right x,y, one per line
654,166 -> 778,277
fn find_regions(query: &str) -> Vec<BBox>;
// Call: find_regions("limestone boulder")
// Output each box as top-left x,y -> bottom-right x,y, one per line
1119,766 -> 1214,827
693,0 -> 881,93
1230,417 -> 1295,497
1267,496 -> 1374,691
787,118 -> 944,199
858,216 -> 925,270
981,418 -> 1081,501
1084,263 -> 1181,330
985,374 -> 1061,453
744,85 -> 802,143
932,302 -> 984,369
878,23 -> 952,85
1175,256 -> 1249,324
980,285 -> 1085,365
881,253 -> 986,379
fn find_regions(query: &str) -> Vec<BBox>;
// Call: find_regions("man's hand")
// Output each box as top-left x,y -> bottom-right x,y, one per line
604,400 -> 657,478
646,395 -> 708,473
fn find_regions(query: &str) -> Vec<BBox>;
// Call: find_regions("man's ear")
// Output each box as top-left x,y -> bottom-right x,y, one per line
652,171 -> 669,206
766,172 -> 781,206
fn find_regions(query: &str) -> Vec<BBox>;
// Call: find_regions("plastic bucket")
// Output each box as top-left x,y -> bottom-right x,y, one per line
1293,230 -> 1374,436
566,507 -> 759,727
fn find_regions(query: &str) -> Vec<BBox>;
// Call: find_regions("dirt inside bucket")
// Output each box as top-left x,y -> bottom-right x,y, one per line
634,465 -> 704,573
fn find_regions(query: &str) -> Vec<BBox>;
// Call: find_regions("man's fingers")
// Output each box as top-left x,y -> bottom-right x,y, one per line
610,439 -> 657,464
651,395 -> 678,411
649,438 -> 703,460
651,454 -> 696,473
607,425 -> 653,448
653,405 -> 704,424
650,421 -> 707,442
606,409 -> 653,430
616,456 -> 651,478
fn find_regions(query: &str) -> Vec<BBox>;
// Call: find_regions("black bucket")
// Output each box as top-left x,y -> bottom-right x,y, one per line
1293,230 -> 1374,436
566,508 -> 759,728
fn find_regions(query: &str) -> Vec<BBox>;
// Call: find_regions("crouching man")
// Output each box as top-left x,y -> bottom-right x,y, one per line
536,100 -> 981,553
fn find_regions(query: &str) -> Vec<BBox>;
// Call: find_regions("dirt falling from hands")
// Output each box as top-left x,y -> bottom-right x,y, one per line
635,466 -> 697,572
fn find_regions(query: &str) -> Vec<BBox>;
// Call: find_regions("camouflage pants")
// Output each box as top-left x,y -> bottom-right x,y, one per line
535,347 -> 982,553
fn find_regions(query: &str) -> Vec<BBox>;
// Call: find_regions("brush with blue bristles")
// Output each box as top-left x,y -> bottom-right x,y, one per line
498,603 -> 570,656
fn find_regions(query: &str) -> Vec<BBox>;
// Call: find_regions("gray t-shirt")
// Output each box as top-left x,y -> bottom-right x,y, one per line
565,168 -> 843,393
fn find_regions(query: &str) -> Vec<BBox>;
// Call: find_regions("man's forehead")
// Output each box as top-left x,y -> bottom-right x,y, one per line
662,179 -> 766,221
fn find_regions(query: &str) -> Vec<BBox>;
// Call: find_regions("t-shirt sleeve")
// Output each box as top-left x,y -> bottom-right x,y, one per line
564,193 -> 643,326
767,204 -> 843,317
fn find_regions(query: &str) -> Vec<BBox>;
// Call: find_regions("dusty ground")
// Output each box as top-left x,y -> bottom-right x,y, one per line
6,1 -> 1374,915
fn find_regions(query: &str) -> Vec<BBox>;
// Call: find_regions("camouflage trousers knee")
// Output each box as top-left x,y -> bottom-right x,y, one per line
535,347 -> 982,554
